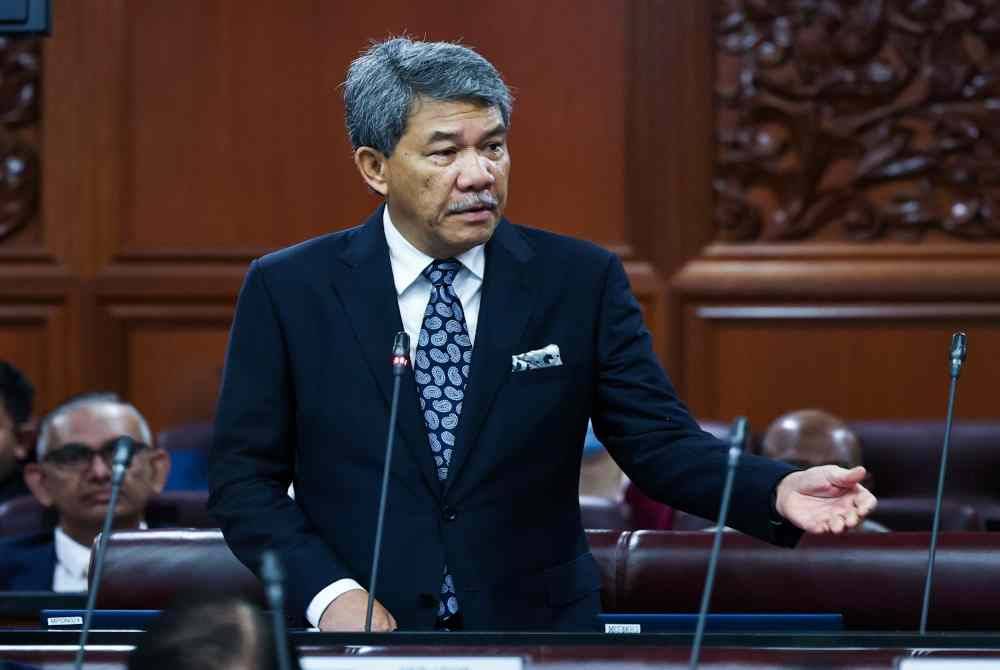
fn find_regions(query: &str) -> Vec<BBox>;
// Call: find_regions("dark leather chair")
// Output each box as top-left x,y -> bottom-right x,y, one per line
93,529 -> 263,608
92,529 -> 1000,631
158,421 -> 213,491
616,530 -> 1000,630
0,491 -> 215,537
871,498 -> 983,532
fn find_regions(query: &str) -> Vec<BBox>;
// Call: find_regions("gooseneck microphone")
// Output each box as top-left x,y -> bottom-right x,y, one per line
366,331 -> 410,632
261,551 -> 294,670
74,436 -> 138,670
919,331 -> 968,635
689,417 -> 747,670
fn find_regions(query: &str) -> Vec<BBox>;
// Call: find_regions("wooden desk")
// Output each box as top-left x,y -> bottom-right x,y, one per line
3,631 -> 1000,669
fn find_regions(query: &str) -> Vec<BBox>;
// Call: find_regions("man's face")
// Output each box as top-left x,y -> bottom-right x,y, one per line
24,403 -> 169,535
359,97 -> 511,259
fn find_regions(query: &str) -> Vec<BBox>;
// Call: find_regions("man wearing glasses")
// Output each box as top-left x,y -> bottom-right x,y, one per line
0,393 -> 170,591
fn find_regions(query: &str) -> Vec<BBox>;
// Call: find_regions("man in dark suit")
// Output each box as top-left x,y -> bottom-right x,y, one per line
0,393 -> 170,591
209,37 -> 876,633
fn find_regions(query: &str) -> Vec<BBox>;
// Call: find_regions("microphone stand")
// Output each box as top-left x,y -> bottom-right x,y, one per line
920,331 -> 967,635
261,551 -> 293,670
688,417 -> 746,670
366,332 -> 410,632
74,437 -> 137,670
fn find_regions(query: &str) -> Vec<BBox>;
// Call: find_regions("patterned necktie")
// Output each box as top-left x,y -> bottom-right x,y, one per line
413,258 -> 473,624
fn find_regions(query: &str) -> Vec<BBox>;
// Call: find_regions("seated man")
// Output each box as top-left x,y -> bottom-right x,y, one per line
762,409 -> 888,532
0,392 -> 171,591
0,361 -> 34,503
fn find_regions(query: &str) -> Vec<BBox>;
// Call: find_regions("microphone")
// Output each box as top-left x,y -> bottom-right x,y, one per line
920,331 -> 968,634
366,331 -> 410,632
74,436 -> 138,670
261,551 -> 294,670
689,417 -> 746,670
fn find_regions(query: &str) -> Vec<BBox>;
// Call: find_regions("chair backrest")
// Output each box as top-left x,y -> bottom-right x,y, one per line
603,530 -> 1000,630
0,491 -> 216,538
871,498 -> 983,532
158,422 -> 213,491
852,420 -> 1000,499
91,529 -> 1000,631
93,528 -> 263,608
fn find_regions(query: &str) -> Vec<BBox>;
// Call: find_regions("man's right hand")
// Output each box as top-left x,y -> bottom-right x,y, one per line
318,589 -> 398,631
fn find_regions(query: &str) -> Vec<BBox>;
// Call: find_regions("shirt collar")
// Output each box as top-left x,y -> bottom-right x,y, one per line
382,206 -> 485,296
54,521 -> 150,579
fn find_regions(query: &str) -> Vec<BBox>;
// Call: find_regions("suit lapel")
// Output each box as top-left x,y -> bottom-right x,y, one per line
445,220 -> 535,494
329,209 -> 442,498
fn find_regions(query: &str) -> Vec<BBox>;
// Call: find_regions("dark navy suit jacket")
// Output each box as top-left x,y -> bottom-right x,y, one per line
208,208 -> 799,631
0,532 -> 56,591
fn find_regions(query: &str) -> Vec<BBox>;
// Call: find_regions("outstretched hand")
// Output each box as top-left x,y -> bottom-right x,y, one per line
775,465 -> 878,534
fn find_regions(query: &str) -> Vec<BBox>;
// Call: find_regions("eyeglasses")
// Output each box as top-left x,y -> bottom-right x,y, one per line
42,437 -> 150,471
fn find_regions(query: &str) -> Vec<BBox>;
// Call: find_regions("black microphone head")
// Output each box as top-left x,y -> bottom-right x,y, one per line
728,416 -> 749,451
949,331 -> 968,378
391,331 -> 411,373
260,550 -> 284,584
111,436 -> 137,470
950,331 -> 967,363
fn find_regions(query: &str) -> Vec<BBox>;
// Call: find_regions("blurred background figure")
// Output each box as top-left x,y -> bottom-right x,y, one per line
762,409 -> 887,533
0,361 -> 34,504
0,392 -> 171,591
128,596 -> 300,670
578,420 -> 625,500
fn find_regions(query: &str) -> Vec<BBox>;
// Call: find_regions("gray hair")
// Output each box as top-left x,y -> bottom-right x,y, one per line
35,392 -> 154,459
343,37 -> 513,156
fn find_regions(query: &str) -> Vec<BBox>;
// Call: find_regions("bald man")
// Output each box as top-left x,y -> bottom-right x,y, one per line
763,410 -> 887,532
0,393 -> 171,591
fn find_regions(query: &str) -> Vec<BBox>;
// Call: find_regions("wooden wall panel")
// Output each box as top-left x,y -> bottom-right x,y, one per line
96,0 -> 629,262
683,304 -> 1000,427
99,304 -> 231,435
0,303 -> 72,414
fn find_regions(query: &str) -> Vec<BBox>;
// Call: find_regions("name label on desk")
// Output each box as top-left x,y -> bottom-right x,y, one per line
46,616 -> 83,626
605,623 -> 641,634
301,657 -> 524,670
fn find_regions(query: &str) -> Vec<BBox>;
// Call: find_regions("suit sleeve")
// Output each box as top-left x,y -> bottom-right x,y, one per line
208,259 -> 355,617
590,254 -> 802,546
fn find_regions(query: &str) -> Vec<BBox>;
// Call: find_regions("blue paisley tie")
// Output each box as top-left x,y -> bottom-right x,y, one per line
413,258 -> 473,624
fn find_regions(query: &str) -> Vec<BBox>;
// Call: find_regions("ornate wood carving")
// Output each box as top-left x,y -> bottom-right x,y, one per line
714,0 -> 1000,242
0,37 -> 39,244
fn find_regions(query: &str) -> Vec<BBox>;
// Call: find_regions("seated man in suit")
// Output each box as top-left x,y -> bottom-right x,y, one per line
762,409 -> 888,532
0,361 -> 34,503
0,392 -> 170,591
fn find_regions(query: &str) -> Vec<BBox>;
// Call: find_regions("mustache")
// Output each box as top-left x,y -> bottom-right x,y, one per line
447,191 -> 499,214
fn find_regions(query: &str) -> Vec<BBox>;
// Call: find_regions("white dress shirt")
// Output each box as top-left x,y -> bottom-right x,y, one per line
52,522 -> 148,592
305,206 -> 485,627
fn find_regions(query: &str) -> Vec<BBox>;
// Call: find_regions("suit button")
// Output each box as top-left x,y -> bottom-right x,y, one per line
442,507 -> 457,522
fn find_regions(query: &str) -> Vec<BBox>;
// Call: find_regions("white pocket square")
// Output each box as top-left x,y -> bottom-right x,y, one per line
512,344 -> 563,372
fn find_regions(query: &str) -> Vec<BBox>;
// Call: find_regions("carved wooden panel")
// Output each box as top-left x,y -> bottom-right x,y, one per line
715,0 -> 1000,243
0,37 -> 41,254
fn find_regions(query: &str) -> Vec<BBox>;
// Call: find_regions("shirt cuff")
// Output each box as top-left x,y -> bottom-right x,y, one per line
305,579 -> 364,628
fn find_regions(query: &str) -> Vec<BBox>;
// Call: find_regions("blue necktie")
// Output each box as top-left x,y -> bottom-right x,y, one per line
413,258 -> 473,624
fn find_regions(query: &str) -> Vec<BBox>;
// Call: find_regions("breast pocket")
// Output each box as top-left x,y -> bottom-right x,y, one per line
508,364 -> 573,385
